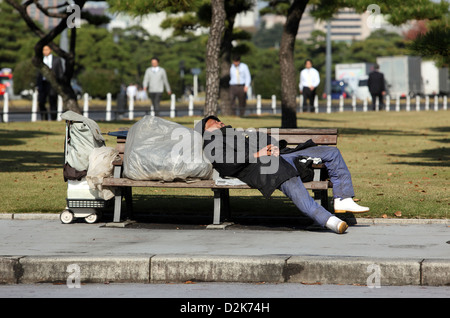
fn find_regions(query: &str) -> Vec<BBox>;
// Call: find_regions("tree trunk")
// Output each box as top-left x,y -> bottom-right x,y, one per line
204,0 -> 226,116
218,13 -> 235,116
279,0 -> 308,128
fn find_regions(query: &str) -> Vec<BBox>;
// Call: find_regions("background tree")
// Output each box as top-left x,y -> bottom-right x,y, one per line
261,0 -> 448,128
159,0 -> 254,115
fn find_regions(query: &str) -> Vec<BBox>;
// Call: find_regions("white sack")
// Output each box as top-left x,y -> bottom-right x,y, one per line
123,116 -> 212,181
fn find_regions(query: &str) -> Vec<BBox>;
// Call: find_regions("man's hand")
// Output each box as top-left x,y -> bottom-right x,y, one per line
253,144 -> 279,158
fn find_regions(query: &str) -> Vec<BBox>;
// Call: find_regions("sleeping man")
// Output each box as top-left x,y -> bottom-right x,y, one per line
195,115 -> 369,234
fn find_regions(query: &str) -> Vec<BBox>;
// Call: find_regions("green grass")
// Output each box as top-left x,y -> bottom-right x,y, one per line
0,111 -> 448,219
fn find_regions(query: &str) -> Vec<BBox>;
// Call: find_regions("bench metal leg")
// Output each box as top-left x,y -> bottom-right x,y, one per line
213,189 -> 221,225
112,165 -> 123,223
113,188 -> 123,223
212,189 -> 231,225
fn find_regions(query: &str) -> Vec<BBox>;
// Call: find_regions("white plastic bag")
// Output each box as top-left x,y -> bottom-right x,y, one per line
123,116 -> 212,181
86,146 -> 119,200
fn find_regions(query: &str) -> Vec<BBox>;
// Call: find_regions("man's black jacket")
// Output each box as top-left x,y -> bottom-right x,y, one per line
202,127 -> 316,198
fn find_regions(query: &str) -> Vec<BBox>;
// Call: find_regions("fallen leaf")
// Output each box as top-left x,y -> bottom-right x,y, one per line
382,214 -> 388,218
394,211 -> 402,217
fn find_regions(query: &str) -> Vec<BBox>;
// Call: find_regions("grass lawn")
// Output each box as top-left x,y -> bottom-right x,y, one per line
0,110 -> 448,220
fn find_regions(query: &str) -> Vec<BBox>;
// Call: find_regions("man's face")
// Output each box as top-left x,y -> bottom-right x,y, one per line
232,60 -> 240,67
205,118 -> 225,132
151,59 -> 159,67
305,61 -> 312,69
43,46 -> 52,57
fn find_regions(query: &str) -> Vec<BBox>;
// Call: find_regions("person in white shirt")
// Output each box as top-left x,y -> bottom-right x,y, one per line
143,57 -> 171,116
229,55 -> 251,116
299,59 -> 320,112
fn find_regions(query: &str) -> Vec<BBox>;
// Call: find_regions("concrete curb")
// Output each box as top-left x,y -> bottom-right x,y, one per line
0,213 -> 448,225
1,255 -> 449,286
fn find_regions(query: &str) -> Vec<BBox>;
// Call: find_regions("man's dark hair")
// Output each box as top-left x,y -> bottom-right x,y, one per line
194,115 -> 221,136
232,55 -> 241,62
305,59 -> 313,66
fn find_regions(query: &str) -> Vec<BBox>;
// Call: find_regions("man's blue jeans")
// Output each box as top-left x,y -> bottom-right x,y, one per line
278,146 -> 355,227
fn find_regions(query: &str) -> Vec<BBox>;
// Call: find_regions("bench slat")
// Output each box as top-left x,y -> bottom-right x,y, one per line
103,177 -> 330,190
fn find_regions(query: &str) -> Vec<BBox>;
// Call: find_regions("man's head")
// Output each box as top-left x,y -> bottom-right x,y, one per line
205,117 -> 225,132
43,46 -> 52,57
195,115 -> 223,136
305,59 -> 313,69
232,55 -> 241,67
151,57 -> 159,67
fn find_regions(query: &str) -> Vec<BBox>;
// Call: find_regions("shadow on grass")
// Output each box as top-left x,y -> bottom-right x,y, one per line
0,150 -> 63,172
0,129 -> 55,147
390,147 -> 450,167
0,129 -> 64,172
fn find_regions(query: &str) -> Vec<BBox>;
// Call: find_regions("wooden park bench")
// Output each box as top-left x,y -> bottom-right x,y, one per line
102,128 -> 338,225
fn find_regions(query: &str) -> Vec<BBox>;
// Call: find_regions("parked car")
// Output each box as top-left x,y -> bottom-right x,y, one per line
331,80 -> 352,99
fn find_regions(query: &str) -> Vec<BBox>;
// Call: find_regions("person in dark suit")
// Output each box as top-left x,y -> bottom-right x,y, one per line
367,64 -> 386,111
36,46 -> 64,120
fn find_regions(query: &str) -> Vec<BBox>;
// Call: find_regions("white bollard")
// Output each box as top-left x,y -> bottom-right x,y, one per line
386,95 -> 390,112
339,95 -> 344,112
170,94 -> 176,118
106,93 -> 111,121
352,95 -> 356,112
256,94 -> 261,115
314,95 -> 319,113
128,95 -> 134,120
395,96 -> 400,112
188,94 -> 194,116
57,95 -> 63,121
327,95 -> 331,114
443,96 -> 447,110
271,95 -> 276,114
299,95 -> 303,113
406,95 -> 410,112
375,96 -> 379,112
434,95 -> 438,111
425,96 -> 429,111
31,90 -> 38,122
416,95 -> 420,111
2,92 -> 9,123
83,93 -> 89,117
363,98 -> 368,112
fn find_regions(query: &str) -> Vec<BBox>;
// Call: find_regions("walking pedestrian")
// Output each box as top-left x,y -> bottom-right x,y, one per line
367,64 -> 386,110
143,57 -> 171,116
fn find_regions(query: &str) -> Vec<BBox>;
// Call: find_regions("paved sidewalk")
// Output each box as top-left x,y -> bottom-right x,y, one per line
0,215 -> 448,286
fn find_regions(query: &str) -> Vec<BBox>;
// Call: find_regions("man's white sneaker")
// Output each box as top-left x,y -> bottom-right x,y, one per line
334,198 -> 369,213
325,216 -> 348,234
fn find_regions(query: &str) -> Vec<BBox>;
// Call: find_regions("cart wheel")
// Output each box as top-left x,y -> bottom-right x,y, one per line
60,210 -> 74,224
85,213 -> 99,224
